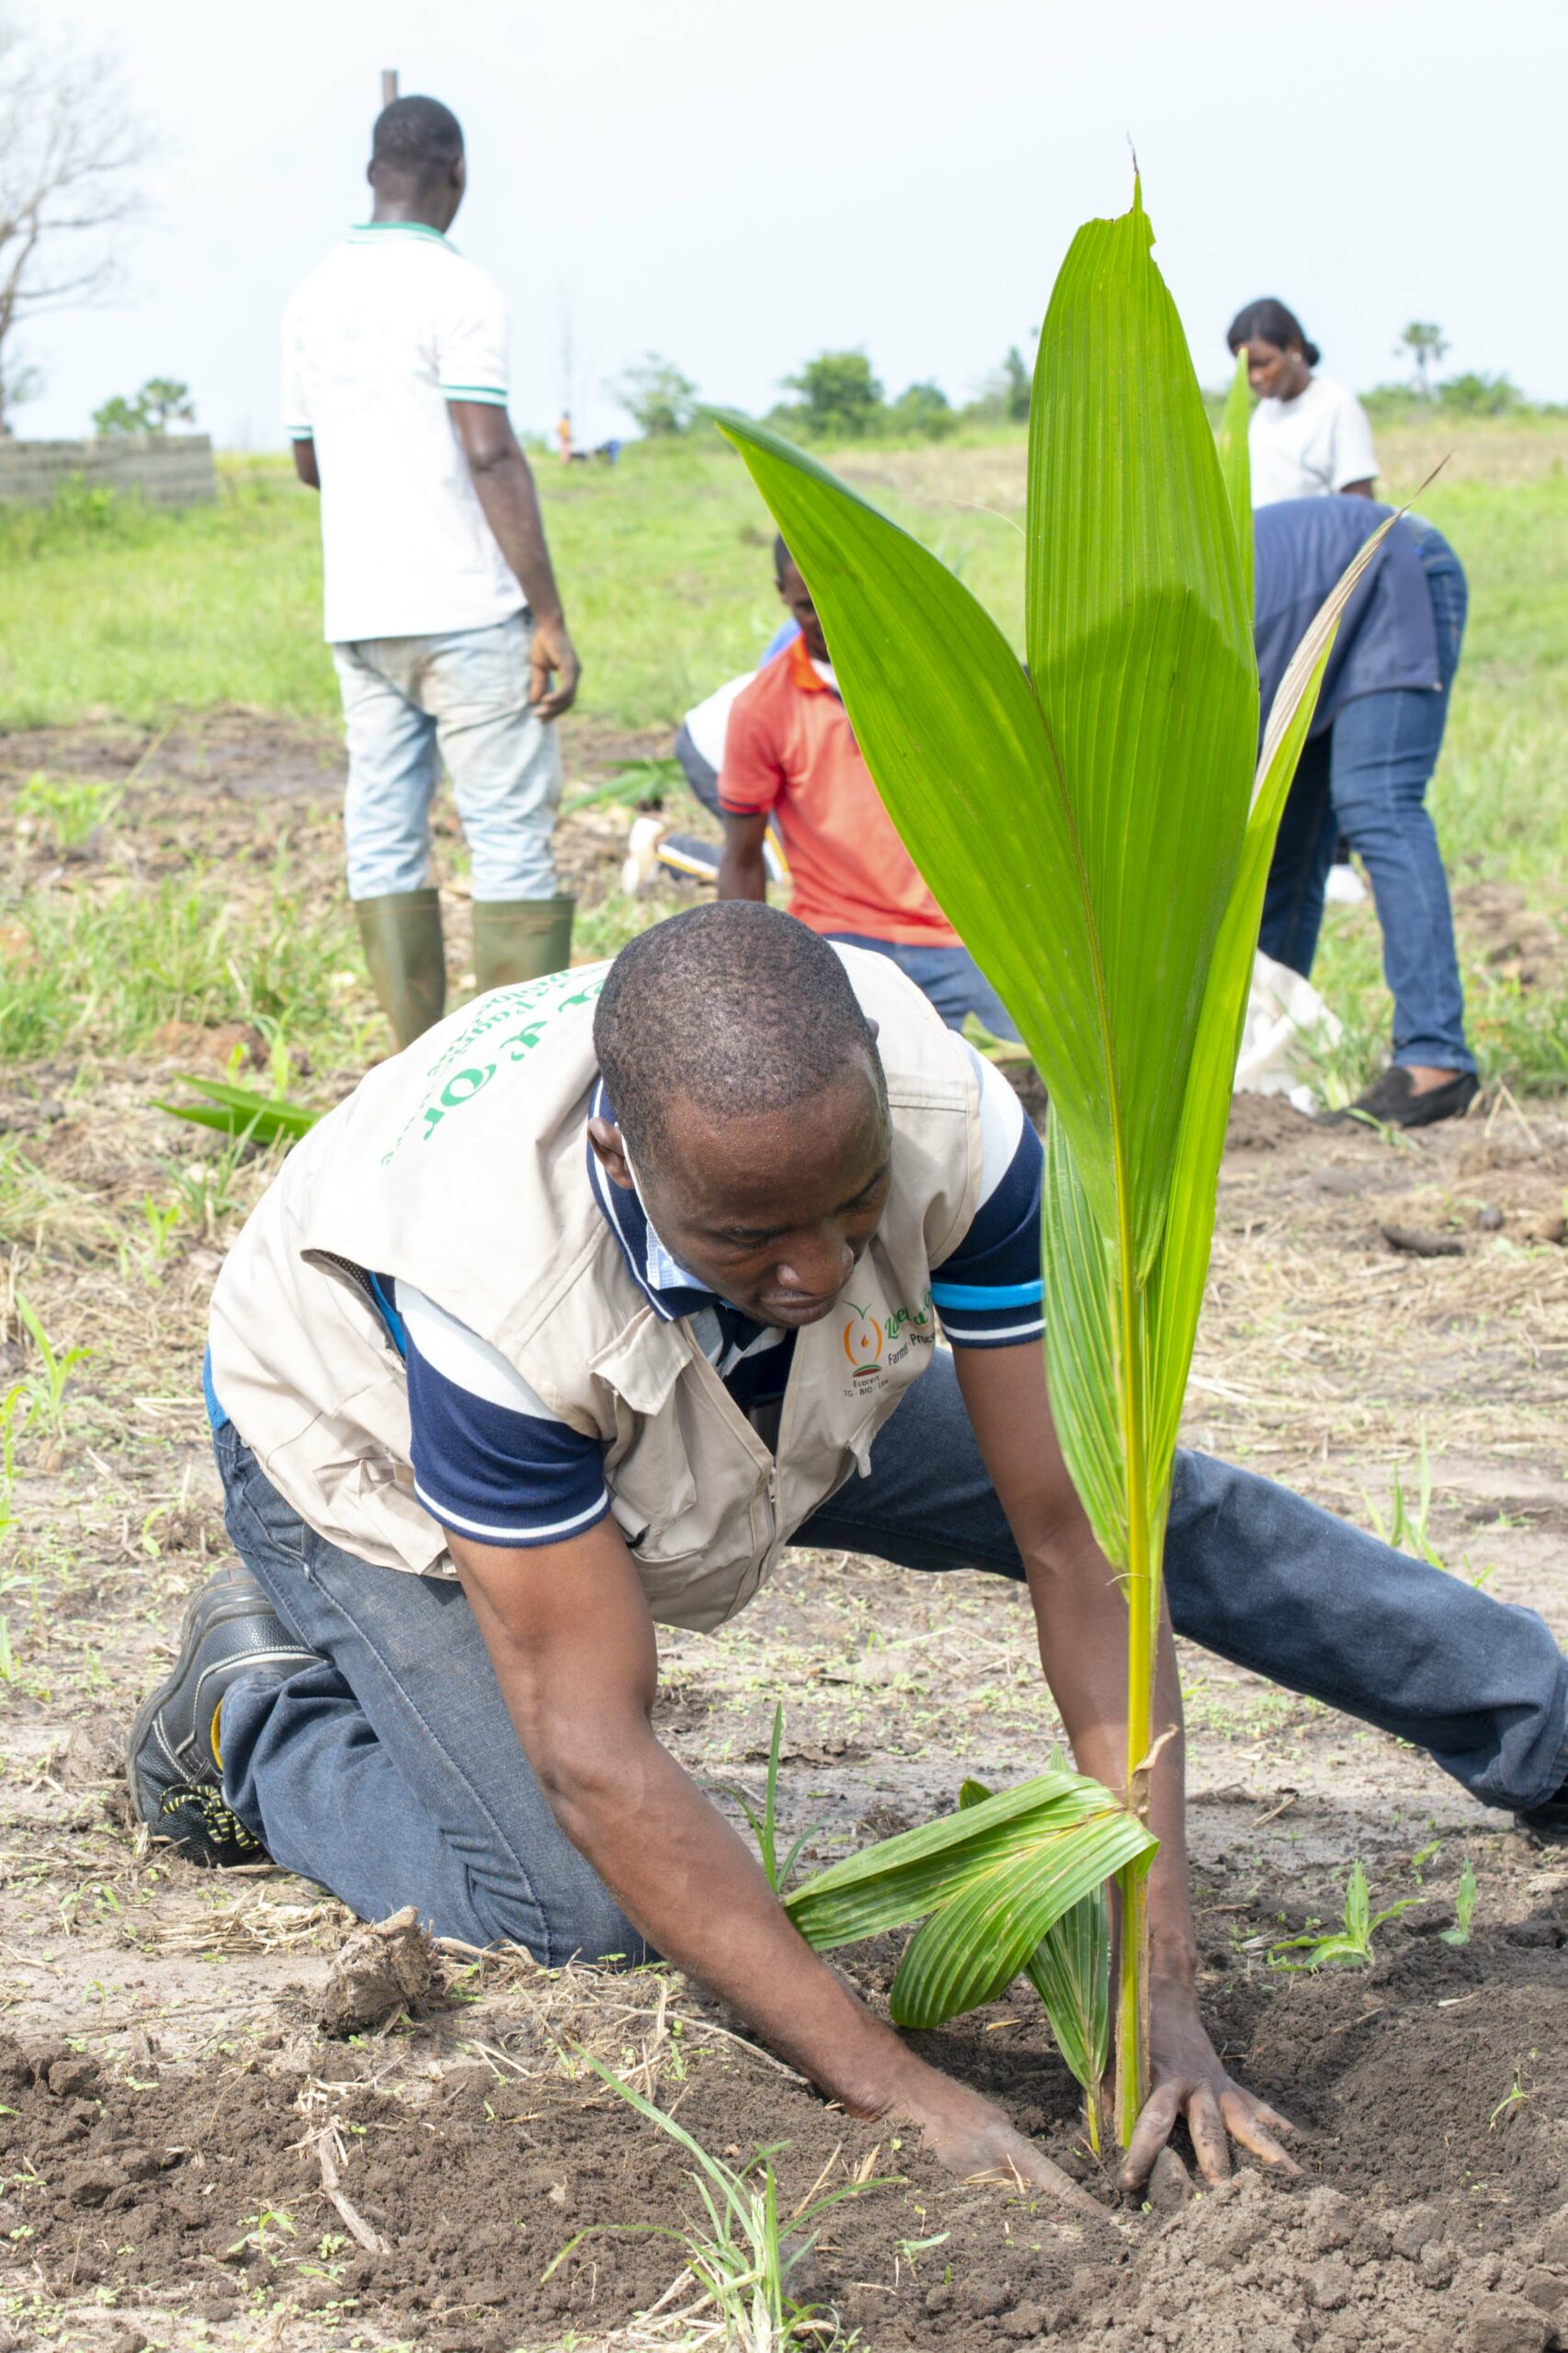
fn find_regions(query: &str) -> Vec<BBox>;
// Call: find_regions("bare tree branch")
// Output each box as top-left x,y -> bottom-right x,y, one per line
0,8 -> 153,429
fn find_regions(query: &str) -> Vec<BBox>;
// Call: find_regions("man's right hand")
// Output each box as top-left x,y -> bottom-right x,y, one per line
450,1515 -> 1106,2217
892,2065 -> 1104,2216
528,611 -> 581,721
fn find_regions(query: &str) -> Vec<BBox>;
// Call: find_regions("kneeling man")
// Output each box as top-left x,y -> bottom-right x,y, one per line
130,904 -> 1568,2197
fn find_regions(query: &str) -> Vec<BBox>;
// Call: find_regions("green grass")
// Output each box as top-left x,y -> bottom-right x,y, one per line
2,426 -> 1565,1094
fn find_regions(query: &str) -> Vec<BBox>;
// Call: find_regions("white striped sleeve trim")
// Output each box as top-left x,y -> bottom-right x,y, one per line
414,1480 -> 611,1546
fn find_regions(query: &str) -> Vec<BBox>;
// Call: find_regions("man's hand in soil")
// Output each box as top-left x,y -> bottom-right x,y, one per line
1120,1977 -> 1299,2192
451,1511 -> 1098,2202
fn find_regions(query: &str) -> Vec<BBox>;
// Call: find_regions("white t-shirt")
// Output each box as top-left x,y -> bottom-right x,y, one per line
1248,375 -> 1378,508
282,224 -> 524,644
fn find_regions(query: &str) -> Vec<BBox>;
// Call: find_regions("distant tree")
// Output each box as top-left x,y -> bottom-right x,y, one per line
612,352 -> 699,438
0,347 -> 41,435
887,380 -> 956,440
783,349 -> 884,439
1436,369 -> 1522,417
137,376 -> 194,431
92,377 -> 195,437
1395,321 -> 1449,397
0,11 -> 152,434
1002,344 -> 1032,422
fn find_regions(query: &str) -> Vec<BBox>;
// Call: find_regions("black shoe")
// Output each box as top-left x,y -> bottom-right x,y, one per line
1320,1066 -> 1479,1131
1515,1790 -> 1568,1847
127,1563 -> 317,1867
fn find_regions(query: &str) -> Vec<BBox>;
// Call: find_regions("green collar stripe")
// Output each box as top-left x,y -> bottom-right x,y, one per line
348,222 -> 452,247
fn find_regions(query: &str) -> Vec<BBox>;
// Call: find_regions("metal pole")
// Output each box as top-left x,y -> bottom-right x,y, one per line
381,69 -> 400,108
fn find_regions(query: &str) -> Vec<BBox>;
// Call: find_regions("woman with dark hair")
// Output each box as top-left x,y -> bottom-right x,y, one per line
1228,297 -> 1378,506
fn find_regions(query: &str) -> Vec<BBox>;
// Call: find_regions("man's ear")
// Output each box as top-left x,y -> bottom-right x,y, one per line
587,1117 -> 635,1192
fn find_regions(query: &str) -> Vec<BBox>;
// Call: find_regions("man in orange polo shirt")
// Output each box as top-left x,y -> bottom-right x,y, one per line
716,540 -> 1021,1041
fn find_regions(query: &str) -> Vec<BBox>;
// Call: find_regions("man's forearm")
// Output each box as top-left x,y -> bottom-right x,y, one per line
717,841 -> 768,902
468,448 -> 565,619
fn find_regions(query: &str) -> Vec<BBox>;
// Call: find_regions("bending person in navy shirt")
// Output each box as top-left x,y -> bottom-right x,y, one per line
1256,495 -> 1476,1129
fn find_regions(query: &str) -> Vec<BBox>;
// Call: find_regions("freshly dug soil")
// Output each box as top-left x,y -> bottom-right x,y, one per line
4,1882 -> 1566,2352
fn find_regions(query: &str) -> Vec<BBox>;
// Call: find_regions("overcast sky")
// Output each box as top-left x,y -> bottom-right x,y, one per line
17,0 -> 1565,448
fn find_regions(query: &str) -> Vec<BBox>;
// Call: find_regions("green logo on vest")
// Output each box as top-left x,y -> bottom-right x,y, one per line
379,969 -> 607,1163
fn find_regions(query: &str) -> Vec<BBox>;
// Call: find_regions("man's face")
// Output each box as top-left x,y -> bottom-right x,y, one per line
593,1055 -> 892,1328
778,559 -> 831,665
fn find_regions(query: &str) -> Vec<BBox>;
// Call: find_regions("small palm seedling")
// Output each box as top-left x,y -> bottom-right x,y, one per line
786,1766 -> 1153,2061
1441,1859 -> 1479,1947
544,2050 -> 889,2350
718,1704 -> 824,1895
716,181 -> 1390,2143
960,1776 -> 1110,2155
1269,1861 -> 1415,1971
14,1294 -> 90,1440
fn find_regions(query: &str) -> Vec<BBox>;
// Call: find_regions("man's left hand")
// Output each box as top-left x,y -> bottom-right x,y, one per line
529,612 -> 581,720
1119,1977 -> 1299,2191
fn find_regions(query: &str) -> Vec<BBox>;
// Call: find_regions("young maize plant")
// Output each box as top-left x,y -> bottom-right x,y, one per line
720,183 -> 1392,2146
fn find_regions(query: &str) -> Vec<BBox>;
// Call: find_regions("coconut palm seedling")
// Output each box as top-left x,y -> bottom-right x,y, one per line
155,1074 -> 320,1148
717,181 -> 1392,2143
1269,1860 -> 1415,1971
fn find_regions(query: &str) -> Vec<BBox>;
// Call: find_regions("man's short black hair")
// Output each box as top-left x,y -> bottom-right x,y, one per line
370,97 -> 463,186
773,532 -> 793,582
594,904 -> 882,1172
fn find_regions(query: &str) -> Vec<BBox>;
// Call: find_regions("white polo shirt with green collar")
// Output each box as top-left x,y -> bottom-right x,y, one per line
281,222 -> 523,644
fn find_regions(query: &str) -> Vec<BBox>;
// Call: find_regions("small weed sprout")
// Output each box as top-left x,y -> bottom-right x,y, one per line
545,2051 -> 890,2350
1367,1435 -> 1495,1587
16,771 -> 123,853
0,1383 -> 28,1534
1270,1861 -> 1415,1971
719,1705 -> 824,1895
225,2206 -> 296,2263
14,1294 -> 90,1439
1489,2054 -> 1536,2131
1441,1860 -> 1479,1947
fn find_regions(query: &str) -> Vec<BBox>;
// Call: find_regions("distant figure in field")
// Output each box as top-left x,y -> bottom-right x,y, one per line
282,96 -> 580,1050
1256,496 -> 1476,1129
716,539 -> 1021,1043
1228,297 -> 1378,507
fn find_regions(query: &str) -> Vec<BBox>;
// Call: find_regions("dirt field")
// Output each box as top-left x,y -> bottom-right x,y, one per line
3,715 -> 1568,2352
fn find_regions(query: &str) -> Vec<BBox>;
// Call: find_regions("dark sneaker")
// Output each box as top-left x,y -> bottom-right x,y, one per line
1320,1066 -> 1479,1131
1515,1790 -> 1568,1848
127,1563 -> 317,1867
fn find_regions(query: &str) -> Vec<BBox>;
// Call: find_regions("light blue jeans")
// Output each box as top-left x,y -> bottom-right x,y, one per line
333,612 -> 562,902
212,1358 -> 1567,1957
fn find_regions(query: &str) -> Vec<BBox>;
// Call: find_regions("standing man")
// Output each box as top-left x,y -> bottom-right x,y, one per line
284,96 -> 581,1050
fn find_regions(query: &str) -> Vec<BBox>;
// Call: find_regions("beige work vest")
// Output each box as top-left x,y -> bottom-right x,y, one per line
209,946 -> 983,1632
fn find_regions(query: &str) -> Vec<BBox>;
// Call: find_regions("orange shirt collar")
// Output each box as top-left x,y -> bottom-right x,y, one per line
787,633 -> 833,695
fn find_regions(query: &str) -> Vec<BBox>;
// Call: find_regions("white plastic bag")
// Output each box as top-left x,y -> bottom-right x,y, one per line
1235,949 -> 1341,1110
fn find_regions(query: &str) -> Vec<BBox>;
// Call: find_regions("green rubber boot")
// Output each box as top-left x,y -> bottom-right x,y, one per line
354,888 -> 447,1051
472,895 -> 576,993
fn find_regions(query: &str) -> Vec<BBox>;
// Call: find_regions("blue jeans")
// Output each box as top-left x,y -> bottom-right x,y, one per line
826,934 -> 1023,1045
212,1356 -> 1568,1956
1259,528 -> 1474,1074
333,613 -> 562,902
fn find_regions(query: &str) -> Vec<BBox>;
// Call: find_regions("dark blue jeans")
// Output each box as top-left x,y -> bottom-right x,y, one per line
826,933 -> 1023,1044
1259,527 -> 1475,1074
213,1355 -> 1567,1958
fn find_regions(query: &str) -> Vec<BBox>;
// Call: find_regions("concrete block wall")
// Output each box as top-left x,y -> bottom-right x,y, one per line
0,434 -> 217,508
